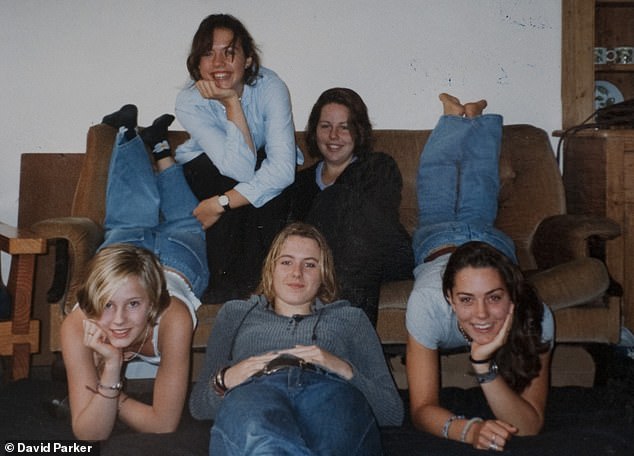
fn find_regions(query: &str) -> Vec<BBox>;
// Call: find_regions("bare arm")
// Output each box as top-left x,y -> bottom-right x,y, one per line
61,309 -> 123,440
193,187 -> 250,230
117,298 -> 193,433
62,297 -> 193,440
477,350 -> 550,436
406,334 -> 518,451
406,334 -> 446,435
469,304 -> 550,436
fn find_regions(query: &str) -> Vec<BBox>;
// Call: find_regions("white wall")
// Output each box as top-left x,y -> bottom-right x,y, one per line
0,0 -> 561,276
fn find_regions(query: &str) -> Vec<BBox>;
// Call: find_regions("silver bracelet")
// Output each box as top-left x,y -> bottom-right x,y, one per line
97,380 -> 123,392
460,417 -> 484,443
441,414 -> 465,439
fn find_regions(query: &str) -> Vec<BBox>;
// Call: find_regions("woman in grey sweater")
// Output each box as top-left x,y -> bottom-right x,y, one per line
190,222 -> 403,455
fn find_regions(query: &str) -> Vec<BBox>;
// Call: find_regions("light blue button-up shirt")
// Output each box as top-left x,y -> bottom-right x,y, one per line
174,67 -> 303,208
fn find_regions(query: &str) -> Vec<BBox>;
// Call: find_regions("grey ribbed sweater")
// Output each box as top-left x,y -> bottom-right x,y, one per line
189,295 -> 404,427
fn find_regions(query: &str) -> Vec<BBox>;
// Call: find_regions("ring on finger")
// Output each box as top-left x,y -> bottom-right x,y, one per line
489,441 -> 499,451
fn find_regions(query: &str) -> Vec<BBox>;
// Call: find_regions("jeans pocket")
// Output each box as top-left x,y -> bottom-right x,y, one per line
167,231 -> 207,267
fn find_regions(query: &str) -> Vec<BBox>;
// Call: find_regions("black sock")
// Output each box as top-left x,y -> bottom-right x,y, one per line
140,114 -> 175,161
102,104 -> 138,140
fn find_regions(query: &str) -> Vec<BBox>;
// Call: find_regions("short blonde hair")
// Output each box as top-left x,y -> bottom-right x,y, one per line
257,222 -> 338,304
77,244 -> 170,326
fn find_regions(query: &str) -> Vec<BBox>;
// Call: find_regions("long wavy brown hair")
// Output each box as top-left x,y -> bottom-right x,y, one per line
442,241 -> 551,392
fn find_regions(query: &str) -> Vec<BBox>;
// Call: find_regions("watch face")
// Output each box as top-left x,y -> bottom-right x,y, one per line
218,195 -> 229,206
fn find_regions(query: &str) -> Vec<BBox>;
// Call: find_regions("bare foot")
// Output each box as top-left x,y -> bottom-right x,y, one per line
439,93 -> 465,116
464,99 -> 488,118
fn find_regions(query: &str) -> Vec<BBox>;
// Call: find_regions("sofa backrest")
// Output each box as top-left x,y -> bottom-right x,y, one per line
297,125 -> 566,269
73,123 -> 565,271
494,125 -> 566,268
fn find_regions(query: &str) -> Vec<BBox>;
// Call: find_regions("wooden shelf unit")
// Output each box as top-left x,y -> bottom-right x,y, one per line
562,1 -> 634,335
563,0 -> 634,129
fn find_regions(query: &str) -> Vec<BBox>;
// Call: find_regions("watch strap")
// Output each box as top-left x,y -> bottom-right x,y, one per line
218,194 -> 231,212
474,360 -> 499,384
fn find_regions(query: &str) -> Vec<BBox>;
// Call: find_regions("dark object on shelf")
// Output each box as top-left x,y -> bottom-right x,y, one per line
595,98 -> 634,127
556,98 -> 634,165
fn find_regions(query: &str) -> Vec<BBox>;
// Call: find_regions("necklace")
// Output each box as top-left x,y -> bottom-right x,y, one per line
457,322 -> 473,344
123,325 -> 151,362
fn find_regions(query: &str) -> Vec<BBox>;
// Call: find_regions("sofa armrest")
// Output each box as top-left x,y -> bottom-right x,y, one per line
31,216 -> 103,315
528,257 -> 609,312
531,214 -> 621,269
0,222 -> 47,256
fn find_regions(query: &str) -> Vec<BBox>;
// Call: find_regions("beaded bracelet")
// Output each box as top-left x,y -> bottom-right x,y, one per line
460,417 -> 484,443
441,414 -> 465,439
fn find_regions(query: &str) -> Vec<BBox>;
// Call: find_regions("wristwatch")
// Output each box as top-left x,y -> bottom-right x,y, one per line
218,194 -> 231,212
474,360 -> 499,384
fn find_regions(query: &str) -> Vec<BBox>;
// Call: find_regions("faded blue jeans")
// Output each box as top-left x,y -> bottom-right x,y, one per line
210,367 -> 382,456
102,130 -> 209,298
412,114 -> 516,265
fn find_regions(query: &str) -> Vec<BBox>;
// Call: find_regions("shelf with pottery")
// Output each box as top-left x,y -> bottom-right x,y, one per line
562,0 -> 634,127
594,76 -> 632,108
595,2 -> 634,100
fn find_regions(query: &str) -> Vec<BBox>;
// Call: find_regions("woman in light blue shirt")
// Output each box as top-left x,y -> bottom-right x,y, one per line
175,14 -> 301,301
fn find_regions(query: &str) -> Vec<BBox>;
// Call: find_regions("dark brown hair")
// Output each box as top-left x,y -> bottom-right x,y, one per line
305,87 -> 373,160
442,241 -> 551,392
186,14 -> 261,85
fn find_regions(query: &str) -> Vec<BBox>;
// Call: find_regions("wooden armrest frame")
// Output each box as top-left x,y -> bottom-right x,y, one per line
0,222 -> 47,380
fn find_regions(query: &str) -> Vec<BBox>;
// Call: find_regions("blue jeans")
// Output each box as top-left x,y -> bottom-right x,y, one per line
412,114 -> 516,265
101,131 -> 209,298
210,368 -> 382,456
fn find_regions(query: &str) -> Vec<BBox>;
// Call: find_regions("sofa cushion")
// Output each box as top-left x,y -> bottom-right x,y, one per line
376,280 -> 413,344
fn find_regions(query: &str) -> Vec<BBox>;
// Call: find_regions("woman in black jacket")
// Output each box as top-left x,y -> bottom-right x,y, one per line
286,87 -> 414,325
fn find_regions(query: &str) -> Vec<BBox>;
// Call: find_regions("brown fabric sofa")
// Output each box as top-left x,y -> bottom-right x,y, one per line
30,123 -> 622,359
